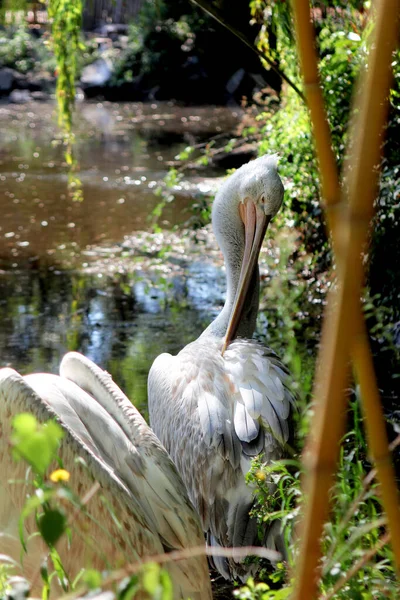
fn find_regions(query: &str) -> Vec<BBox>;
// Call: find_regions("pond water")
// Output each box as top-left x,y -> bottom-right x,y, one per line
0,100 -> 240,414
0,101 -> 239,268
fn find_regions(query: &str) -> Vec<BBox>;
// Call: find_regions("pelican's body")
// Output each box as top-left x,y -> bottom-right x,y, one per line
0,353 -> 211,599
148,155 -> 295,580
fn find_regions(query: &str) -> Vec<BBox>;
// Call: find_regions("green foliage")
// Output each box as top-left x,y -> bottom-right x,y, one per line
368,49 -> 400,338
48,0 -> 82,133
151,168 -> 184,232
3,414 -> 182,598
82,568 -> 103,589
0,26 -> 54,73
48,0 -> 84,201
252,6 -> 366,265
257,229 -> 317,427
230,8 -> 400,590
234,576 -> 292,599
108,0 -> 207,91
38,508 -> 67,546
318,21 -> 365,159
11,412 -> 63,475
241,398 -> 398,599
109,22 -> 144,87
141,563 -> 173,600
0,23 -> 97,78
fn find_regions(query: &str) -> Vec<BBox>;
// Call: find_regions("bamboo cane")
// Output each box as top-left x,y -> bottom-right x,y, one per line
290,1 -> 400,598
292,0 -> 400,562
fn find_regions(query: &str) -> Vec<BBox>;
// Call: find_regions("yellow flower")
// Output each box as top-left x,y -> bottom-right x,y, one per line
50,469 -> 70,483
255,470 -> 267,482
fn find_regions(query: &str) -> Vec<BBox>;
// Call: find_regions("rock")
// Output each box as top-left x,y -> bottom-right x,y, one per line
81,58 -> 112,88
97,23 -> 129,39
4,70 -> 54,94
26,72 -> 55,92
9,89 -> 32,103
30,90 -> 49,101
0,67 -> 15,94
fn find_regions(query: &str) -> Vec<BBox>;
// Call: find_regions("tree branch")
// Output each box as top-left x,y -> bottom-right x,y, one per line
190,0 -> 305,101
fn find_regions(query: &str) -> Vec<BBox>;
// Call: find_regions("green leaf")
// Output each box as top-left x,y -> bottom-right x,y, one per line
44,421 -> 64,453
11,415 -> 63,475
40,557 -> 50,599
82,568 -> 103,590
142,562 -> 160,594
159,570 -> 173,600
117,575 -> 140,599
38,508 -> 66,546
49,546 -> 70,591
12,413 -> 38,435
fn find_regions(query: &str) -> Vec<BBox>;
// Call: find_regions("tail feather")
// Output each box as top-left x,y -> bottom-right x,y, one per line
209,505 -> 286,582
264,519 -> 287,562
231,500 -> 258,549
207,533 -> 231,580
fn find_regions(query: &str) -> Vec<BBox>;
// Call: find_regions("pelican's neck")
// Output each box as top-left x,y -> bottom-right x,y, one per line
200,175 -> 260,341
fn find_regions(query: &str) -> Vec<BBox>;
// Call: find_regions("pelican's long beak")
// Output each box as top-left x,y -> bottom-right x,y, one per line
222,200 -> 271,354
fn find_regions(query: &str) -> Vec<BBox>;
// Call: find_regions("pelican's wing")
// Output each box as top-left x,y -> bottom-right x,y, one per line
59,353 -> 203,552
60,353 -> 211,598
148,338 -> 295,580
224,339 -> 295,456
0,358 -> 212,599
0,367 -> 157,589
148,345 -> 243,534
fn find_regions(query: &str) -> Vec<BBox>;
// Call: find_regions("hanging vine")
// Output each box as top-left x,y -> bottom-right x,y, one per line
48,0 -> 84,201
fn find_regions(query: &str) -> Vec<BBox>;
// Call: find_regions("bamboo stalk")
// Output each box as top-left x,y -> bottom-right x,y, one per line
291,1 -> 400,598
293,224 -> 367,600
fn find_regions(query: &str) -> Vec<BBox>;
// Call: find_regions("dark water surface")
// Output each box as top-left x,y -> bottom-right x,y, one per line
0,101 -> 237,411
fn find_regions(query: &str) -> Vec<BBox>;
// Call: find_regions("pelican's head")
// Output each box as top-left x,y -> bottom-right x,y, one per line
218,155 -> 284,351
237,154 -> 284,218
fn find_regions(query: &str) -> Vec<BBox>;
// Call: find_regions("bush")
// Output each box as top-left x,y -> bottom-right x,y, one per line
0,26 -> 52,73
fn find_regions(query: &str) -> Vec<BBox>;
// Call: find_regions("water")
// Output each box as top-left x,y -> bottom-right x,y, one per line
0,267 -> 228,417
0,100 -> 238,413
0,101 -> 238,268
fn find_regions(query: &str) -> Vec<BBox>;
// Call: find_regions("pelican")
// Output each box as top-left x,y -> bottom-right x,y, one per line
148,154 -> 295,580
0,352 -> 212,599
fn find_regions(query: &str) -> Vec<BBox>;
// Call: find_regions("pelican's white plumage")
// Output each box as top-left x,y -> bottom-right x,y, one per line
148,155 -> 295,580
0,352 -> 211,599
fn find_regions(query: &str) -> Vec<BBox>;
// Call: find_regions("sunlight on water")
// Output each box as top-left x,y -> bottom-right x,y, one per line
0,101 -> 239,414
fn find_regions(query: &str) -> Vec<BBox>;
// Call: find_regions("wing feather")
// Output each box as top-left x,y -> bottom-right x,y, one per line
233,400 -> 259,443
238,382 -> 263,418
198,390 -> 225,442
225,340 -> 294,447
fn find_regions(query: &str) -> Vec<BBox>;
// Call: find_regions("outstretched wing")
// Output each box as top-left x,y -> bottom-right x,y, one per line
0,367 -> 157,585
0,356 -> 211,599
59,353 -> 203,552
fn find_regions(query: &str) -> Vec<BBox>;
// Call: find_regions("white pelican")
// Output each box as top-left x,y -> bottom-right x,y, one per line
0,352 -> 212,599
148,155 -> 295,580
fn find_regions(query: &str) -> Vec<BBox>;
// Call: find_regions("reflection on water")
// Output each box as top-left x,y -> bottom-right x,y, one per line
0,101 -> 239,268
0,100 -> 237,415
0,267 -> 226,416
